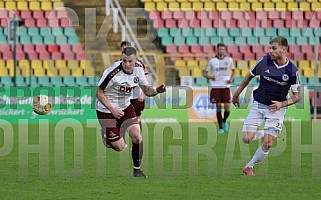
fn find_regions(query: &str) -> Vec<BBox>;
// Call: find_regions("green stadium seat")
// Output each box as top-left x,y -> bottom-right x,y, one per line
28,28 -> 40,37
241,28 -> 252,37
15,76 -> 25,86
194,28 -> 205,37
296,37 -> 308,45
40,28 -> 51,36
32,36 -> 43,44
26,76 -> 40,87
56,36 -> 68,45
169,28 -> 181,37
173,37 -> 185,46
259,36 -> 270,45
161,36 -> 173,46
17,28 -> 27,36
308,77 -> 321,87
248,77 -> 258,86
0,76 -> 14,87
195,77 -> 208,86
44,36 -> 55,44
0,36 -> 6,43
217,28 -> 228,37
285,36 -> 294,45
181,28 -> 194,37
205,28 -> 216,37
199,37 -> 210,45
290,28 -> 301,37
229,28 -> 241,37
278,28 -> 289,37
68,37 -> 79,44
63,76 -> 78,87
314,29 -> 321,36
235,37 -> 247,45
157,28 -> 169,37
76,77 -> 88,86
302,28 -> 313,37
233,76 -> 243,86
186,36 -> 198,45
254,28 -> 265,37
222,37 -> 234,45
64,28 -> 77,37
51,76 -> 66,87
308,37 -> 319,45
300,76 -> 308,86
266,28 -> 277,37
20,36 -> 31,44
38,76 -> 51,87
88,76 -> 98,86
52,28 -> 64,36
211,37 -> 220,45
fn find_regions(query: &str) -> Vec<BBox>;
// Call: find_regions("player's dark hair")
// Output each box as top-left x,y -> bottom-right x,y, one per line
269,36 -> 288,48
217,43 -> 226,49
122,46 -> 137,56
120,41 -> 131,48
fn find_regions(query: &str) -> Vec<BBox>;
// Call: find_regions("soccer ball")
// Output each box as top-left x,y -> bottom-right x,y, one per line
32,95 -> 52,115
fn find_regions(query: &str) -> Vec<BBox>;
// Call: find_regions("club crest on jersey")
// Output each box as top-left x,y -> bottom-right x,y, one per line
134,76 -> 140,83
282,74 -> 289,81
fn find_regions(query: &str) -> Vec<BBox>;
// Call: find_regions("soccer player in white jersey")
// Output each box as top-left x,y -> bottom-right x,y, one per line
204,43 -> 235,134
232,36 -> 301,176
96,47 -> 166,178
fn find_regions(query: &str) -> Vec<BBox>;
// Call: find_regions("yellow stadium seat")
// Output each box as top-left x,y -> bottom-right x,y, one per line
71,68 -> 84,77
249,60 -> 257,68
192,2 -> 203,12
228,2 -> 239,10
84,66 -> 95,76
33,68 -> 46,77
47,67 -> 58,77
18,60 -> 30,69
17,2 -> 29,11
283,0 -> 294,2
175,60 -> 186,68
204,2 -> 215,11
311,2 -> 321,11
144,2 -> 156,11
67,60 -> 79,72
58,68 -> 70,77
310,61 -> 321,70
168,2 -> 180,10
156,2 -> 167,12
0,68 -> 9,76
259,0 -> 271,2
0,2 -> 4,9
240,2 -> 251,11
303,68 -> 314,77
263,2 -> 275,11
252,2 -> 263,11
19,66 -> 31,77
234,68 -> 241,76
275,2 -> 286,11
236,61 -> 248,69
178,68 -> 190,77
298,60 -> 310,70
299,2 -> 311,12
191,67 -> 202,77
55,60 -> 67,69
181,2 -> 192,10
216,2 -> 227,11
187,60 -> 199,67
6,60 -> 14,69
53,2 -> 65,9
31,60 -> 43,69
199,60 -> 208,68
41,2 -> 53,11
241,68 -> 250,76
5,2 -> 17,10
29,2 -> 41,11
287,2 -> 298,11
80,60 -> 92,70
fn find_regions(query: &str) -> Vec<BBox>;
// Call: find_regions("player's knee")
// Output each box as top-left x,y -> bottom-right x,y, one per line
242,137 -> 252,144
112,143 -> 127,151
242,132 -> 254,144
131,135 -> 142,143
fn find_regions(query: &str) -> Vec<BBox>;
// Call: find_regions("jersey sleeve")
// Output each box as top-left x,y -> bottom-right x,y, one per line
138,68 -> 149,86
229,57 -> 235,69
290,67 -> 300,93
250,57 -> 265,76
205,58 -> 212,72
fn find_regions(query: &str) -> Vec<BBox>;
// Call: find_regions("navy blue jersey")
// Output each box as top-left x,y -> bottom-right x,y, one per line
250,55 -> 300,106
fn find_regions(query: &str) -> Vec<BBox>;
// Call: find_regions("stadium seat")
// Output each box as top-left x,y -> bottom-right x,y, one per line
63,76 -> 78,87
76,77 -> 88,86
38,76 -> 51,87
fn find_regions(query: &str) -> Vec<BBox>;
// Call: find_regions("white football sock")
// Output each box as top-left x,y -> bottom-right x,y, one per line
245,146 -> 269,168
253,130 -> 264,141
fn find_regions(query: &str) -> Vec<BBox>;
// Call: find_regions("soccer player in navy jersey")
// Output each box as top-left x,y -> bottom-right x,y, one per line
232,36 -> 301,176
96,47 -> 166,178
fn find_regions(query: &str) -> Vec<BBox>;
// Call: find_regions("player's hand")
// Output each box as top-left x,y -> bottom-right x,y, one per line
210,76 -> 216,81
156,84 -> 166,94
232,95 -> 240,108
227,80 -> 232,84
112,109 -> 124,119
269,100 -> 282,113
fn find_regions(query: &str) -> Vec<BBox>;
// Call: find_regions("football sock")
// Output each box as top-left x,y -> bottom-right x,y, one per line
132,141 -> 143,171
139,121 -> 142,134
245,146 -> 269,168
217,110 -> 223,129
223,110 -> 230,122
253,130 -> 264,141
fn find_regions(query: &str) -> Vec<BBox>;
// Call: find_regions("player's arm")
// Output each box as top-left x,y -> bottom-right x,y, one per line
228,68 -> 235,83
140,84 -> 166,97
96,87 -> 124,119
232,72 -> 254,107
270,87 -> 301,113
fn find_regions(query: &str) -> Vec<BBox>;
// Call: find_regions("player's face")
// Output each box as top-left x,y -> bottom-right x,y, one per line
217,46 -> 226,57
269,42 -> 286,60
122,54 -> 137,74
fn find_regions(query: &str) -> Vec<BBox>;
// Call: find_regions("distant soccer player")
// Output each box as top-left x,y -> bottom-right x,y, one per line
203,43 -> 235,134
232,36 -> 301,176
96,47 -> 166,178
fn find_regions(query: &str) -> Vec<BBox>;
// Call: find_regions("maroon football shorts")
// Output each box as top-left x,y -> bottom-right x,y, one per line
96,104 -> 139,142
209,88 -> 231,104
130,99 -> 145,117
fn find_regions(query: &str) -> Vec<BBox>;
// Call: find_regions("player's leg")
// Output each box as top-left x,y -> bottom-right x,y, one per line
130,99 -> 145,132
96,110 -> 127,151
210,88 -> 224,134
222,88 -> 231,132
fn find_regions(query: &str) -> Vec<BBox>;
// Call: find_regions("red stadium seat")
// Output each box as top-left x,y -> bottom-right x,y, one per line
281,12 -> 292,20
196,11 -> 209,20
190,19 -> 200,28
57,11 -> 69,19
149,11 -> 160,20
33,11 -> 45,19
36,19 -> 48,27
60,18 -> 70,28
52,52 -> 63,60
153,18 -> 164,28
48,44 -> 59,53
0,10 -> 8,18
237,19 -> 249,28
165,19 -> 176,28
48,19 -> 59,27
27,52 -> 39,60
209,11 -> 219,20
60,44 -> 72,53
273,19 -> 285,28
1,19 -> 8,27
260,19 -> 273,28
243,52 -> 255,60
76,52 -> 86,60
185,11 -> 196,20
24,19 -> 36,27
227,45 -> 239,54
220,11 -> 232,20
20,11 -> 32,19
16,52 -> 26,60
3,52 -> 13,60
304,11 -> 314,20
268,11 -> 280,19
239,46 -> 251,53
177,19 -> 189,28
200,19 -> 212,28
161,10 -> 172,19
63,52 -> 75,60
225,19 -> 237,28
178,45 -> 190,53
35,44 -> 47,53
72,44 -> 84,53
256,11 -> 267,20
202,45 -> 214,54
0,44 -> 10,52
166,45 -> 177,53
39,51 -> 50,60
190,45 -> 202,54
173,11 -> 184,19
292,11 -> 304,20
233,11 -> 244,20
296,20 -> 308,28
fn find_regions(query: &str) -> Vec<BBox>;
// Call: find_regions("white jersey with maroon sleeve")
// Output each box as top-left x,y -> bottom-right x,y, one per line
205,56 -> 234,88
96,62 -> 149,113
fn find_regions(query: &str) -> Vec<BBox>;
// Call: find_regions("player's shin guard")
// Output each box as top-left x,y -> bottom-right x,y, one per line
132,141 -> 143,170
216,110 -> 223,128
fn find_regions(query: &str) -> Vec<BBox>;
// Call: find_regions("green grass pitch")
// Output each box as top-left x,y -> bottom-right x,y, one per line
0,120 -> 320,199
